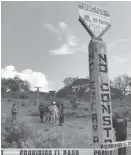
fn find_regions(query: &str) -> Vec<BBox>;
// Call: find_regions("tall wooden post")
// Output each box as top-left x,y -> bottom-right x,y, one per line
89,39 -> 114,149
35,87 -> 41,107
78,2 -> 114,154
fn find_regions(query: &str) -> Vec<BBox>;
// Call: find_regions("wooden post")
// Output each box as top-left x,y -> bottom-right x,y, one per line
89,39 -> 114,154
78,2 -> 114,154
35,87 -> 41,108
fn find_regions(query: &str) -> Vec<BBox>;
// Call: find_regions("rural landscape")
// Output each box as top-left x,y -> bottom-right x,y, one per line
1,1 -> 131,155
1,75 -> 131,152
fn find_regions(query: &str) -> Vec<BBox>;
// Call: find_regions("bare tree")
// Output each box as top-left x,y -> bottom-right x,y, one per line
112,74 -> 131,95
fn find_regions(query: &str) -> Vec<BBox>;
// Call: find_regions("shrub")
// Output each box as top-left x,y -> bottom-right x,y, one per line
21,102 -> 26,107
29,101 -> 36,106
83,107 -> 88,111
1,114 -> 35,148
1,113 -> 92,148
18,93 -> 28,99
35,129 -> 62,148
20,100 -> 31,107
65,111 -> 88,119
1,114 -> 63,148
28,109 -> 39,117
8,98 -> 12,103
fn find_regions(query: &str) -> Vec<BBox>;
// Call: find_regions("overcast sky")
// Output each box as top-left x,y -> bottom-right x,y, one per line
1,1 -> 131,92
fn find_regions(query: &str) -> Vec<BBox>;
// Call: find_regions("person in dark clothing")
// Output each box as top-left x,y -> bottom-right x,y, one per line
59,104 -> 64,126
45,105 -> 50,122
39,104 -> 45,123
113,112 -> 127,155
11,104 -> 17,124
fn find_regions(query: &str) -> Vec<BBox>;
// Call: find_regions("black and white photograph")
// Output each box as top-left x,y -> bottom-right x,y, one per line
1,1 -> 131,155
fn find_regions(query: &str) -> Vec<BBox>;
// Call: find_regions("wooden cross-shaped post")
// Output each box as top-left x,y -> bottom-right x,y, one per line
35,87 -> 42,108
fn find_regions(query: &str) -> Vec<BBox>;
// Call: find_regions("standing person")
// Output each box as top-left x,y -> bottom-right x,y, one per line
113,112 -> 127,155
45,104 -> 50,123
11,104 -> 17,124
70,95 -> 77,109
48,103 -> 54,124
39,103 -> 45,123
52,101 -> 59,125
59,103 -> 64,126
45,104 -> 48,122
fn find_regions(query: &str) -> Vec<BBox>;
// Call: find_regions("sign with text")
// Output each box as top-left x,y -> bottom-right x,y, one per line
88,40 -> 114,151
78,2 -> 111,38
0,149 -> 115,155
2,142 -> 131,155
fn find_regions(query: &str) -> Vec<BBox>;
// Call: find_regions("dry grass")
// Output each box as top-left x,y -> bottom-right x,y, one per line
1,113 -> 61,148
112,99 -> 131,120
1,113 -> 91,148
1,97 -> 131,150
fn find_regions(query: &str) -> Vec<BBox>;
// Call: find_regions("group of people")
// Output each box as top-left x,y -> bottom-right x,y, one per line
39,100 -> 64,126
11,100 -> 65,126
11,102 -> 128,155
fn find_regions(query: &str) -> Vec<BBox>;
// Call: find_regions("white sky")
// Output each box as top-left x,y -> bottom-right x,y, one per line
1,1 -> 131,91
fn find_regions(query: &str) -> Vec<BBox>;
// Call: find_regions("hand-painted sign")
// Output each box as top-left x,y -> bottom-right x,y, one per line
89,40 -> 114,150
78,2 -> 111,39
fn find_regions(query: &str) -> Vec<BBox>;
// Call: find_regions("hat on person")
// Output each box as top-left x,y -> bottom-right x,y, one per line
13,103 -> 16,107
113,109 -> 122,119
52,101 -> 56,105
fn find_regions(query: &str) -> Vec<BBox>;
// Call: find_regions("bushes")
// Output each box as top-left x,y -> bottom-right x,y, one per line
2,114 -> 36,148
28,111 -> 39,117
1,114 -> 35,148
1,114 -> 63,148
35,129 -> 62,148
65,110 -> 89,119
28,108 -> 39,117
1,112 -> 91,148
83,107 -> 88,111
8,98 -> 12,103
19,93 -> 28,99
21,101 -> 26,107
128,111 -> 131,121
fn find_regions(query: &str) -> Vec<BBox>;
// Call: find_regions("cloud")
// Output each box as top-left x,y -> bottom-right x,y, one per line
108,38 -> 131,49
49,44 -> 76,55
49,43 -> 88,56
49,21 -> 80,55
44,21 -> 87,55
44,21 -> 78,47
58,37 -> 62,41
112,56 -> 127,63
1,65 -> 49,92
108,38 -> 131,64
67,34 -> 78,46
74,45 -> 88,53
59,21 -> 78,47
43,23 -> 60,34
81,44 -> 88,49
44,21 -> 68,35
58,21 -> 67,30
79,44 -> 88,52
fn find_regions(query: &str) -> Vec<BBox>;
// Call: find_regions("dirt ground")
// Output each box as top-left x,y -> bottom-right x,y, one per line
1,98 -> 131,154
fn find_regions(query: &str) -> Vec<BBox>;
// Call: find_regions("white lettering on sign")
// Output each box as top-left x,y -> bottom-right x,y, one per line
78,2 -> 111,38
